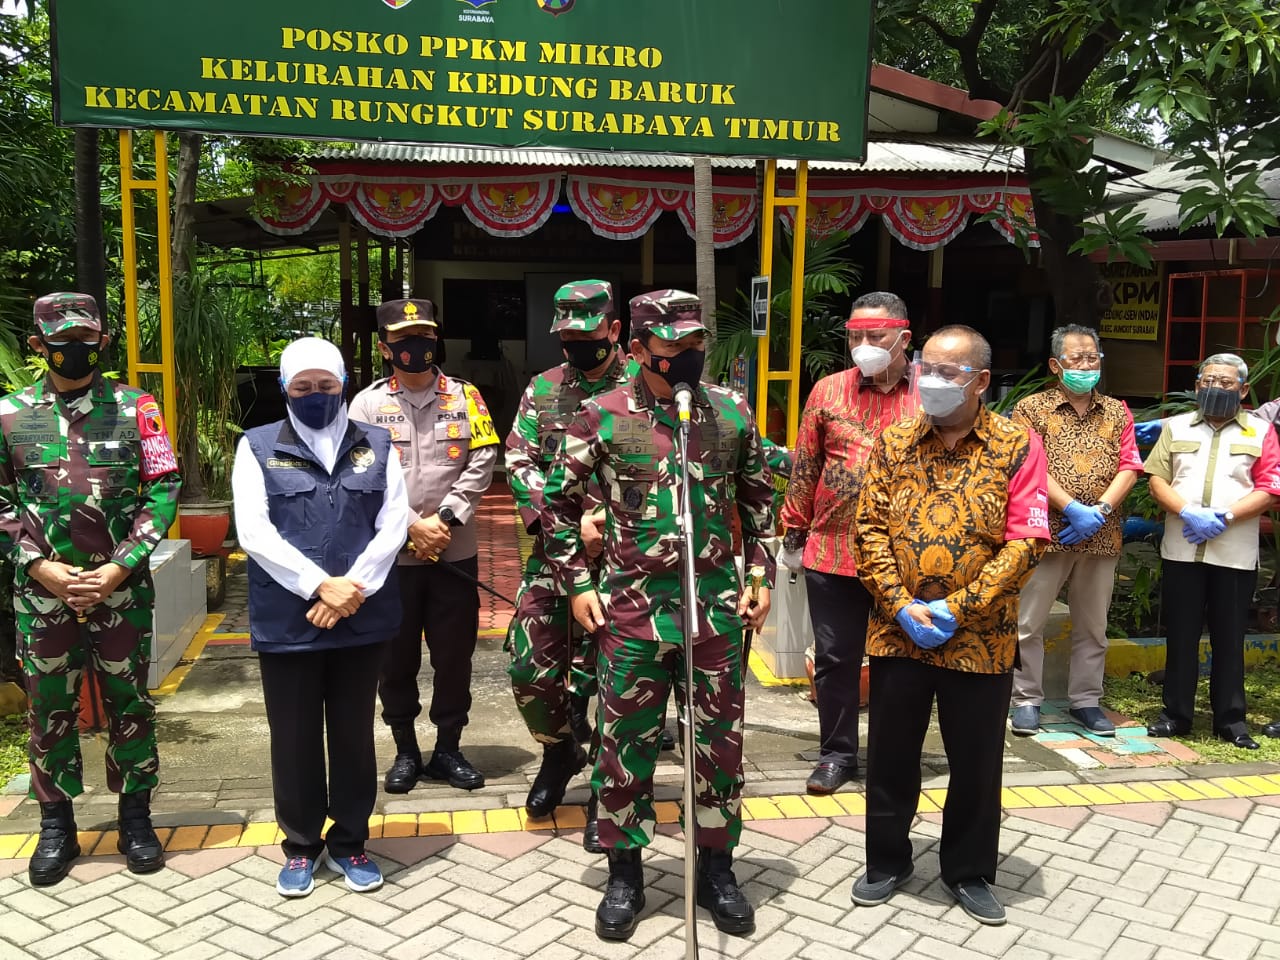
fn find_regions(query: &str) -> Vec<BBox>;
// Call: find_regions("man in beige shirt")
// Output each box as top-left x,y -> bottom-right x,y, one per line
349,299 -> 499,792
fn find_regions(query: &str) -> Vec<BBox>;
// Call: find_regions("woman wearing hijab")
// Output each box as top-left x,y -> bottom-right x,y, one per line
231,337 -> 408,898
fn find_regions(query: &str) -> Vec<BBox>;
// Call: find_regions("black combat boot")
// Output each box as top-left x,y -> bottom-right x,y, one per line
595,847 -> 644,941
696,847 -> 755,934
525,739 -> 587,817
29,800 -> 80,886
581,790 -> 603,854
568,693 -> 592,746
117,790 -> 164,874
384,725 -> 423,794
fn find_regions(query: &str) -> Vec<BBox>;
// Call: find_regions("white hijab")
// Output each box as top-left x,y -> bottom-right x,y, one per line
279,337 -> 348,474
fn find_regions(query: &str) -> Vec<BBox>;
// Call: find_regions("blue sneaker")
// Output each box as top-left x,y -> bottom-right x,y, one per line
324,851 -> 384,892
276,856 -> 318,898
1069,706 -> 1116,737
1010,705 -> 1040,736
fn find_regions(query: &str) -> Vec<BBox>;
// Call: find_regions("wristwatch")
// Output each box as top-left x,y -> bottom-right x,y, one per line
1223,510 -> 1235,524
1096,501 -> 1113,517
437,506 -> 463,528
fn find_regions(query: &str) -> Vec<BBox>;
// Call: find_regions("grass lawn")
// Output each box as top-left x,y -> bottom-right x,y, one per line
1104,665 -> 1280,763
0,715 -> 25,784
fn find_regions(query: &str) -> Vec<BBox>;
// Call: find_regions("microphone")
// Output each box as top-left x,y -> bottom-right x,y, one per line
673,382 -> 694,424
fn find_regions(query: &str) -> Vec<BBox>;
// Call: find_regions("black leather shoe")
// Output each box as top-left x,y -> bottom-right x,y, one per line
1217,731 -> 1261,750
117,789 -> 164,874
1147,718 -> 1189,738
1262,719 -> 1280,738
658,726 -> 676,751
806,761 -> 857,795
526,740 -> 587,817
384,725 -> 424,794
424,749 -> 485,790
582,791 -> 604,854
596,848 -> 644,941
948,879 -> 1006,925
569,694 -> 593,746
851,868 -> 913,906
29,801 -> 80,887
696,847 -> 755,935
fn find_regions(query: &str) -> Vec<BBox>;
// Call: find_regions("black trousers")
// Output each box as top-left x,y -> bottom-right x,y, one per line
379,558 -> 480,746
259,641 -> 385,859
865,655 -> 1011,887
1160,560 -> 1251,736
805,570 -> 871,768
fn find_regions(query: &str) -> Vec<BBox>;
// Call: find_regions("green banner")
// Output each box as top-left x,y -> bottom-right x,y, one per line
51,0 -> 874,161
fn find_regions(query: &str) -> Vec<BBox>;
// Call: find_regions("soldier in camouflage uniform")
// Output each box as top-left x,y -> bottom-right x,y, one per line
542,289 -> 775,942
0,293 -> 181,886
505,280 -> 630,850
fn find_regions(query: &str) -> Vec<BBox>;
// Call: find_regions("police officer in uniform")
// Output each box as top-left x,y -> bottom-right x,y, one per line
505,280 -> 630,847
349,298 -> 499,792
0,293 -> 181,886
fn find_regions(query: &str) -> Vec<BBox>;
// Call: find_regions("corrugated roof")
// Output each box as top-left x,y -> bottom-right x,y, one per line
1097,159 -> 1280,233
309,136 -> 1023,175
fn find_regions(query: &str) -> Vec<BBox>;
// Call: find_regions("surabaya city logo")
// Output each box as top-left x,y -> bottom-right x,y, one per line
536,0 -> 575,13
381,0 -> 413,7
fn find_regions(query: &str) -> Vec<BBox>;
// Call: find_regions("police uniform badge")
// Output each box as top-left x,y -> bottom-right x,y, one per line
447,444 -> 462,460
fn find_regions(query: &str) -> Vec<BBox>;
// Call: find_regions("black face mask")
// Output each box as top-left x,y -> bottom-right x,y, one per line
561,336 -> 614,371
384,335 -> 437,374
1197,386 -> 1241,419
645,347 -> 705,391
287,392 -> 344,429
43,338 -> 101,381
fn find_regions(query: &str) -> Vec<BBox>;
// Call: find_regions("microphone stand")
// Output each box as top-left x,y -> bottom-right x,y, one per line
673,386 -> 700,960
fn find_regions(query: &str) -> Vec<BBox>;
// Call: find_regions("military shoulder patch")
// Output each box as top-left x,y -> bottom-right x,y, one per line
136,394 -> 178,480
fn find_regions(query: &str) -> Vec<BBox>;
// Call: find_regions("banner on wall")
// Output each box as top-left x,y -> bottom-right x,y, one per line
51,0 -> 874,161
1099,262 -> 1163,342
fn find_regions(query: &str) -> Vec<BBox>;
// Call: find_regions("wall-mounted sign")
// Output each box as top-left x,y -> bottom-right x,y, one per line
51,0 -> 875,161
1099,262 -> 1163,342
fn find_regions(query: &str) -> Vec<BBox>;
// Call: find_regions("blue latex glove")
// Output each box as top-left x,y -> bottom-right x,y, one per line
925,599 -> 957,640
1134,420 -> 1164,445
1057,519 -> 1086,546
1062,501 -> 1106,540
1179,505 -> 1227,544
895,603 -> 949,650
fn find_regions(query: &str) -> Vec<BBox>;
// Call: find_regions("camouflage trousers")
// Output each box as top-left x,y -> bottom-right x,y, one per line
17,580 -> 159,802
594,629 -> 744,852
506,590 -> 597,746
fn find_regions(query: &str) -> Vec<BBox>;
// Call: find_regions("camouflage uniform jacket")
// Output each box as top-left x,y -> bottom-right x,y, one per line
0,374 -> 181,606
542,376 -> 776,644
505,349 -> 630,592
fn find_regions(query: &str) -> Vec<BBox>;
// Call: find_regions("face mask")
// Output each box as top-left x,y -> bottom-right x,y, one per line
918,374 -> 970,419
851,344 -> 893,377
645,347 -> 705,391
288,392 -> 344,429
1060,368 -> 1100,394
385,335 -> 436,374
1197,386 -> 1241,419
561,336 -> 613,371
43,338 -> 101,381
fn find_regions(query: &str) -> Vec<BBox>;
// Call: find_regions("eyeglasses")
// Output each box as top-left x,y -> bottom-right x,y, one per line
1197,376 -> 1240,389
1060,352 -> 1104,366
918,360 -> 979,382
286,378 -> 344,396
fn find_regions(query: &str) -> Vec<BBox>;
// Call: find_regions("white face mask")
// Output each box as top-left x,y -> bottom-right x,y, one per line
851,344 -> 893,377
917,374 -> 970,419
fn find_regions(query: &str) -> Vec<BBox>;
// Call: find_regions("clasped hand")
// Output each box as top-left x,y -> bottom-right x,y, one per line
307,576 -> 365,629
408,515 -> 451,560
1179,505 -> 1227,544
1059,501 -> 1106,545
895,599 -> 957,650
31,560 -> 130,614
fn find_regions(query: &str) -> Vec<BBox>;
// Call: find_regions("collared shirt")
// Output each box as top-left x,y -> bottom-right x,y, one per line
231,424 -> 409,600
349,369 -> 498,563
1144,408 -> 1280,570
854,407 -> 1051,674
780,368 -> 919,575
1010,385 -> 1143,557
542,376 -> 776,644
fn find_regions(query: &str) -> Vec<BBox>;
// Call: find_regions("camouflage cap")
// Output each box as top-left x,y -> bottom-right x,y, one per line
628,289 -> 707,341
33,292 -> 102,338
550,279 -> 613,333
377,298 -> 438,333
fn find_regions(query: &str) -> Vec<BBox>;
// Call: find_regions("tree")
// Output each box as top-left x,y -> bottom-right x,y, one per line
693,157 -> 718,342
876,0 -> 1280,326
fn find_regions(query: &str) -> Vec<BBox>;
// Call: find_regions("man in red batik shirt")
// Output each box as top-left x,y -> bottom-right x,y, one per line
779,292 -> 920,795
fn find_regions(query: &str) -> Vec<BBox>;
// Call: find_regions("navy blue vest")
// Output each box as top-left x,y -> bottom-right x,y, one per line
244,419 -> 401,653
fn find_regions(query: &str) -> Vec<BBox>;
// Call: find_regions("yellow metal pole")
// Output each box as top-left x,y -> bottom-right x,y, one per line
786,161 -> 809,449
120,131 -> 141,387
755,160 -> 777,422
154,131 -> 177,449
